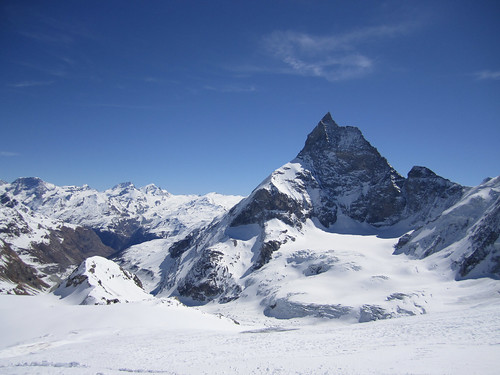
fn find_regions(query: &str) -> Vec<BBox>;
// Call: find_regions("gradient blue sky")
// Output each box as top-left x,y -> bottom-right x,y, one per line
1,0 -> 499,195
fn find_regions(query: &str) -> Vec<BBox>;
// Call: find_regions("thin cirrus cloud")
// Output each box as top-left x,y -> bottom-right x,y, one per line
0,151 -> 20,157
19,30 -> 74,45
474,70 -> 500,80
19,62 -> 68,78
203,85 -> 257,93
260,24 -> 411,82
7,80 -> 54,88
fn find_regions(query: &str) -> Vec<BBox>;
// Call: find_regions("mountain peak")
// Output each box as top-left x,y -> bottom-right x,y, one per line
55,256 -> 151,305
113,182 -> 135,190
297,113 -> 386,167
140,183 -> 170,196
10,177 -> 53,197
407,166 -> 439,179
292,113 -> 407,227
12,176 -> 45,188
320,112 -> 336,126
298,113 -> 339,156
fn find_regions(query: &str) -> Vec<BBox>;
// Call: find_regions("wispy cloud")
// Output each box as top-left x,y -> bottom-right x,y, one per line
7,80 -> 54,88
203,85 -> 257,93
259,24 -> 411,82
474,70 -> 500,81
19,30 -> 74,45
17,12 -> 98,45
19,62 -> 68,78
13,11 -> 99,81
82,103 -> 163,110
0,151 -> 20,157
144,77 -> 163,84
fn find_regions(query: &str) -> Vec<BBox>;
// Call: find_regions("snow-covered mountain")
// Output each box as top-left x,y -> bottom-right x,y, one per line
395,175 -> 500,279
2,178 -> 242,250
55,256 -> 153,305
150,113 -> 498,323
0,178 -> 242,294
1,112 -> 498,325
0,194 -> 115,295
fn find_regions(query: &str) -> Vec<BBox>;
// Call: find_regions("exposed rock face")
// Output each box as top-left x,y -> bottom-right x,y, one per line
395,176 -> 500,279
296,113 -> 407,227
177,249 -> 242,303
402,166 -> 464,221
29,226 -> 115,271
459,195 -> 500,277
0,239 -> 49,294
230,185 -> 310,228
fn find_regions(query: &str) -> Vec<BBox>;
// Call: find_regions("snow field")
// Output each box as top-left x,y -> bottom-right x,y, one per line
0,293 -> 499,374
198,219 -> 496,325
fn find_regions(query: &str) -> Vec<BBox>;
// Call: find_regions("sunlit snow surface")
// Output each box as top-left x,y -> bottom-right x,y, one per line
0,290 -> 499,375
1,228 -> 500,374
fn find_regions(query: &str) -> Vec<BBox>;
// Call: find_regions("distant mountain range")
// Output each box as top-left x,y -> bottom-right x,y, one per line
1,113 -> 498,323
0,178 -> 241,294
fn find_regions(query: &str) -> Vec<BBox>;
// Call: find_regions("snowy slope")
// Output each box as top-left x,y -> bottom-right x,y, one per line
0,194 -> 114,294
395,175 -> 500,279
54,256 -> 153,305
0,291 -> 499,374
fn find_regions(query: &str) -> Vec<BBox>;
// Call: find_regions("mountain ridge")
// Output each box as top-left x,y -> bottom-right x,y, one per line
1,113 -> 498,325
0,178 -> 242,294
151,113 -> 479,314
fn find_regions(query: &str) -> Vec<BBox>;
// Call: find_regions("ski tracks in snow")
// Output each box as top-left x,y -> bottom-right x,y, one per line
0,298 -> 499,374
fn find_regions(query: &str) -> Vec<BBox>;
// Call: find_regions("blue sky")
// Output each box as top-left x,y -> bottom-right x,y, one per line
1,0 -> 499,195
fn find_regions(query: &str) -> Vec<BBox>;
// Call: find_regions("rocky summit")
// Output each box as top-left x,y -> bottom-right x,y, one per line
229,113 -> 464,232
296,112 -> 407,227
153,113 -> 488,312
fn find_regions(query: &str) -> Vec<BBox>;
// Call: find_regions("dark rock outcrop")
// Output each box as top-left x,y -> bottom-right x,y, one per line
29,226 -> 115,272
0,240 -> 49,294
402,166 -> 464,222
296,113 -> 407,227
458,196 -> 500,277
0,196 -> 115,293
176,249 -> 242,304
395,176 -> 500,279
